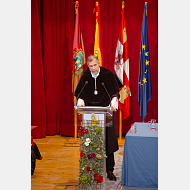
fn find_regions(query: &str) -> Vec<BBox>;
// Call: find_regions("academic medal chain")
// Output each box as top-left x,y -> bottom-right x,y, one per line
94,78 -> 98,95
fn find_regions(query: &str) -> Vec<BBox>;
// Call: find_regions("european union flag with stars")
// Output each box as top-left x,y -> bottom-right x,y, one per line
138,2 -> 152,122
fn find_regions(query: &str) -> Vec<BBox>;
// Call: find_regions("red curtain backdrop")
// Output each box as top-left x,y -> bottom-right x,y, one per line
31,0 -> 158,138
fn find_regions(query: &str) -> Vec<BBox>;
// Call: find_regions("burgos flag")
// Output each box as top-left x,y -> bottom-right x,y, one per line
94,1 -> 103,66
72,1 -> 86,105
138,2 -> 152,121
114,1 -> 130,120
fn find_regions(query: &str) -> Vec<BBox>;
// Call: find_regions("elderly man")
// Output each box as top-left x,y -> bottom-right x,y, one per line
74,55 -> 122,181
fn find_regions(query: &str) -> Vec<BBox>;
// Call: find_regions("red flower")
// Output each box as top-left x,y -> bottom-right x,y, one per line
83,129 -> 88,134
80,151 -> 84,157
97,176 -> 103,183
93,172 -> 98,177
86,166 -> 90,171
94,176 -> 98,181
78,130 -> 83,137
88,154 -> 92,159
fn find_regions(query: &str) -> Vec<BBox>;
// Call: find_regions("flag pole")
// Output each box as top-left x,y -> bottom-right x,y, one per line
74,109 -> 77,140
119,110 -> 122,141
118,110 -> 124,147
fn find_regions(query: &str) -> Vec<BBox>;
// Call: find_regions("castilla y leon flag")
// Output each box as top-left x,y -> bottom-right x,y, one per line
94,1 -> 103,66
114,1 -> 130,120
138,2 -> 152,122
72,1 -> 86,105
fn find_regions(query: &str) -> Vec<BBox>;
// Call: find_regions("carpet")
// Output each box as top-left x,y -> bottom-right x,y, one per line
106,147 -> 123,190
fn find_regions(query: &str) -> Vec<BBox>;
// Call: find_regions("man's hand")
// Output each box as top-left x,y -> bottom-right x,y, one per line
111,105 -> 117,111
77,98 -> 85,107
107,105 -> 117,111
111,97 -> 118,111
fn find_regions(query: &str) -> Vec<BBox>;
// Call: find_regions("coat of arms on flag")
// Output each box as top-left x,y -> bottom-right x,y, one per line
73,45 -> 84,76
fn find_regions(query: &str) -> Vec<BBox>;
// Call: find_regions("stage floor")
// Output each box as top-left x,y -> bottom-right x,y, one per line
31,135 -> 152,190
31,135 -> 80,190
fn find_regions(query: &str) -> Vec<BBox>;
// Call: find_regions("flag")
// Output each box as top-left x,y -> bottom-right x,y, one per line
114,1 -> 130,120
72,1 -> 86,105
94,1 -> 103,66
138,2 -> 152,121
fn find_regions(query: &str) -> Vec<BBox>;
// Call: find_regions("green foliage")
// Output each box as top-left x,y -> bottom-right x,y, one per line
78,119 -> 106,189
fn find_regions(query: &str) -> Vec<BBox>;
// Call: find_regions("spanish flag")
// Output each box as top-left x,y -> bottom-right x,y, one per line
94,1 -> 103,66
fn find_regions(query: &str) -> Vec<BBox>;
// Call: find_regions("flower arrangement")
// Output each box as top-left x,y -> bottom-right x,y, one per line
78,118 -> 107,190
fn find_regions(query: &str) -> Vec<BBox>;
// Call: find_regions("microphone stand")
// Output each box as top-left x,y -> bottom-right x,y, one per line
102,82 -> 112,108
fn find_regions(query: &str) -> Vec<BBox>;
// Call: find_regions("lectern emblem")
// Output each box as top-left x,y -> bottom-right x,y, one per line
91,114 -> 95,120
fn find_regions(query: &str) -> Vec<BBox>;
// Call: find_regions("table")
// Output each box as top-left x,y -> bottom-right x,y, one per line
121,122 -> 158,188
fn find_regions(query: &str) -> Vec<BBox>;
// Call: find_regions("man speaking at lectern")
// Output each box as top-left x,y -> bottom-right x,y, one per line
74,55 -> 122,181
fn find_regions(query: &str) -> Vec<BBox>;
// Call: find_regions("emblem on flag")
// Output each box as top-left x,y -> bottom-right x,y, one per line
73,45 -> 84,76
115,51 -> 123,70
123,27 -> 127,43
119,85 -> 130,104
95,49 -> 99,55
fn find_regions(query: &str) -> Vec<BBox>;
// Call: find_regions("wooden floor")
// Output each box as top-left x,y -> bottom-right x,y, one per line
31,136 -> 80,190
31,135 -> 125,190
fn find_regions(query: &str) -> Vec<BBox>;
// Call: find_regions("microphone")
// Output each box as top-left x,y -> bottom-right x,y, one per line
76,81 -> 88,105
102,82 -> 112,107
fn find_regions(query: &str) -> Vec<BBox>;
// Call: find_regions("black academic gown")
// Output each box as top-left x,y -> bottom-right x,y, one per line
74,67 -> 123,155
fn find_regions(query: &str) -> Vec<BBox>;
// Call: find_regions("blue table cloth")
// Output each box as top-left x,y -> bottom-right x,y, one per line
121,122 -> 158,188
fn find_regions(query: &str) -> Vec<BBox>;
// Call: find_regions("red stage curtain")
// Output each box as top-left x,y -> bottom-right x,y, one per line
31,0 -> 158,138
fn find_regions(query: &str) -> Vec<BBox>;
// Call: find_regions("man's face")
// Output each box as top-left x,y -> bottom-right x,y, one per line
88,59 -> 100,75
